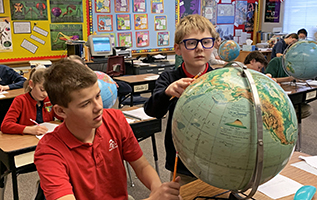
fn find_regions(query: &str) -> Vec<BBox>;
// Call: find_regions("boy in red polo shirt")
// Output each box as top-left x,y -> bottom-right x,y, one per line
34,59 -> 181,200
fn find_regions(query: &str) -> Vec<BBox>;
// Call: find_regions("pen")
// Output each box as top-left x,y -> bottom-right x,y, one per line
30,118 -> 39,126
169,71 -> 203,101
172,151 -> 179,182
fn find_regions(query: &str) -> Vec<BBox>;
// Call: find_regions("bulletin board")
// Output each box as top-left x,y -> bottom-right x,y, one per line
90,0 -> 177,54
0,0 -> 90,63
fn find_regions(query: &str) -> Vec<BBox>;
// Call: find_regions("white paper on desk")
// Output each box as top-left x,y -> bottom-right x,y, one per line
280,82 -> 307,86
35,122 -> 59,140
125,118 -> 136,124
145,75 -> 159,80
291,161 -> 317,176
258,174 -> 303,199
306,80 -> 317,86
122,108 -> 152,120
0,91 -> 8,94
152,54 -> 165,59
299,155 -> 317,169
0,94 -> 5,98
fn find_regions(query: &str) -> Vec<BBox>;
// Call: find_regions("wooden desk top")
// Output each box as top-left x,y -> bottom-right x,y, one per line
180,151 -> 316,200
113,73 -> 158,83
281,83 -> 317,95
0,88 -> 24,100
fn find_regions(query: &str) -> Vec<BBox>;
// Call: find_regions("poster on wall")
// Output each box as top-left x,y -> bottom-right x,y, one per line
50,0 -> 83,23
10,0 -> 48,20
118,32 -> 132,47
115,0 -> 130,13
134,14 -> 148,30
97,15 -> 113,31
216,24 -> 234,40
95,0 -> 111,13
217,4 -> 234,24
0,0 -> 4,13
116,14 -> 131,30
245,2 -> 255,32
264,0 -> 280,23
179,0 -> 200,18
50,24 -> 83,51
201,0 -> 217,24
235,1 -> 247,25
154,15 -> 167,30
136,31 -> 149,47
0,18 -> 13,52
151,0 -> 164,13
133,0 -> 146,13
157,31 -> 169,46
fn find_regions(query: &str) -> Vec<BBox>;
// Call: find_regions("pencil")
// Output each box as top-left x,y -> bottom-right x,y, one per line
30,118 -> 39,126
172,151 -> 179,182
169,71 -> 203,101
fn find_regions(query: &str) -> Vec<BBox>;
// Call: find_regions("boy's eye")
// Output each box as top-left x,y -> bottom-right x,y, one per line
186,40 -> 197,46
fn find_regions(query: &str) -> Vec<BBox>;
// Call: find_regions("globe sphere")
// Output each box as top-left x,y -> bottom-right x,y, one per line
95,71 -> 117,109
172,63 -> 297,191
283,40 -> 317,80
218,40 -> 241,62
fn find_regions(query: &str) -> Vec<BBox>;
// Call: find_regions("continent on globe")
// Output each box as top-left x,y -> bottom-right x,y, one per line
283,40 -> 317,80
95,71 -> 118,109
218,40 -> 241,62
172,64 -> 297,192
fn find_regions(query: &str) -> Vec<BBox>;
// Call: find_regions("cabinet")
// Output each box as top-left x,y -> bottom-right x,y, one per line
125,60 -> 175,75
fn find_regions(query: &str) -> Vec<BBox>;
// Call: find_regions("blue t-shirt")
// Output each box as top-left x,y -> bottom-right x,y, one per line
271,39 -> 288,59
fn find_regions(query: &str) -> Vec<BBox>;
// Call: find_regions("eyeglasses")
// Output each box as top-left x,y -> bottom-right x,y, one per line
180,37 -> 215,50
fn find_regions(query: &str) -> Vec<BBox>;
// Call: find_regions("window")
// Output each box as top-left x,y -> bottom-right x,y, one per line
283,0 -> 317,39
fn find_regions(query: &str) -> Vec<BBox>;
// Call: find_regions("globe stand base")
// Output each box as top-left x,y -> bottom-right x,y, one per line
193,191 -> 244,200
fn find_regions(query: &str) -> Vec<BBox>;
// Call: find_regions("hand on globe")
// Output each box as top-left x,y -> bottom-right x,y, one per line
165,78 -> 193,99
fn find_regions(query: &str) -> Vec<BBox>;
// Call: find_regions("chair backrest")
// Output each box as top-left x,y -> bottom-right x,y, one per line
106,55 -> 125,77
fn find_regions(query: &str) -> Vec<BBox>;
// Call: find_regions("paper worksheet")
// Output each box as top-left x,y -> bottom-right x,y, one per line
122,107 -> 152,120
291,161 -> 317,176
0,91 -> 8,98
35,122 -> 59,140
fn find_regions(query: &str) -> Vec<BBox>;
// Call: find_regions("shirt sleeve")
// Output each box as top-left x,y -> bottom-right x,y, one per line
209,50 -> 227,65
7,68 -> 26,90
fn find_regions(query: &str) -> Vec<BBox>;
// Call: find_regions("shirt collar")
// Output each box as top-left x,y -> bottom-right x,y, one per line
181,62 -> 209,78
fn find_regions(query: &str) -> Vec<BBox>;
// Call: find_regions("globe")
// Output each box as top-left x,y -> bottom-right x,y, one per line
95,71 -> 117,108
283,40 -> 317,80
172,63 -> 297,193
218,40 -> 241,62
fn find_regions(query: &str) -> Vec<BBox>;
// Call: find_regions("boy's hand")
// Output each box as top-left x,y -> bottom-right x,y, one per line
147,176 -> 182,200
165,78 -> 194,98
25,125 -> 48,135
0,85 -> 10,92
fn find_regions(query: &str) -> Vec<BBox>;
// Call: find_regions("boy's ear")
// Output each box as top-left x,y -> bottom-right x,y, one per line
174,43 -> 182,56
53,104 -> 67,119
250,59 -> 256,64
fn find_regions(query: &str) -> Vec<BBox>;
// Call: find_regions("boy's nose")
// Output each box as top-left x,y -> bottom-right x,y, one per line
196,41 -> 204,50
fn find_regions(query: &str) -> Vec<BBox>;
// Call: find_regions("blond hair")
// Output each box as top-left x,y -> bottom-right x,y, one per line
23,68 -> 47,93
174,14 -> 217,44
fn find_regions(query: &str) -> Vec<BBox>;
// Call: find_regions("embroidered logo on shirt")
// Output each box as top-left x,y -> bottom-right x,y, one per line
44,101 -> 53,113
109,139 -> 118,151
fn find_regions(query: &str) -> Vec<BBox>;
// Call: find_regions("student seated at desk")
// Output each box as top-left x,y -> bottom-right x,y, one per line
208,33 -> 227,65
271,33 -> 298,59
1,68 -> 59,135
34,59 -> 181,200
243,51 -> 268,72
0,64 -> 26,92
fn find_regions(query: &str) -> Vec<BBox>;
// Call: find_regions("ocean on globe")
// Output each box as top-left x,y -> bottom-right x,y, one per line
218,40 -> 241,62
95,71 -> 117,108
172,64 -> 297,191
283,40 -> 317,80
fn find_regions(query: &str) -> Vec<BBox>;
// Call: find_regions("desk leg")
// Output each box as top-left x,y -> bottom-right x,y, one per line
130,94 -> 134,107
0,162 -> 7,200
296,105 -> 302,152
150,135 -> 160,177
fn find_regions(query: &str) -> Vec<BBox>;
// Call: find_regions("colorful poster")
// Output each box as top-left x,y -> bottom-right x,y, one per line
0,18 -> 13,52
116,14 -> 131,30
216,24 -> 234,40
265,0 -> 280,23
235,1 -> 247,25
134,14 -> 148,30
117,32 -> 132,47
217,4 -> 234,24
97,15 -> 113,31
95,0 -> 110,13
133,0 -> 146,13
50,0 -> 83,23
154,15 -> 167,30
245,2 -> 255,32
50,24 -> 83,51
151,0 -> 164,13
136,31 -> 149,47
10,0 -> 48,20
201,0 -> 217,24
157,31 -> 169,46
179,0 -> 200,18
115,0 -> 130,12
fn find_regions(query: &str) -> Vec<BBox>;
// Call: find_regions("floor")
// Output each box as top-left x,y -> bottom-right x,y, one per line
2,98 -> 317,200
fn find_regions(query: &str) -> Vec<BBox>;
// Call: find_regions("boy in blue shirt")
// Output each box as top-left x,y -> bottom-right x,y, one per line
0,64 -> 26,92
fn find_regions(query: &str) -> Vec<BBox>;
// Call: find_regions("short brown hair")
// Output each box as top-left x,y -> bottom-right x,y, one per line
285,33 -> 298,40
44,59 -> 97,108
244,51 -> 268,67
174,14 -> 217,44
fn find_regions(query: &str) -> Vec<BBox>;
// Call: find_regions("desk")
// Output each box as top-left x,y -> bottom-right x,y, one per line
113,73 -> 158,107
281,83 -> 317,151
0,88 -> 24,127
0,109 -> 162,200
180,151 -> 316,200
